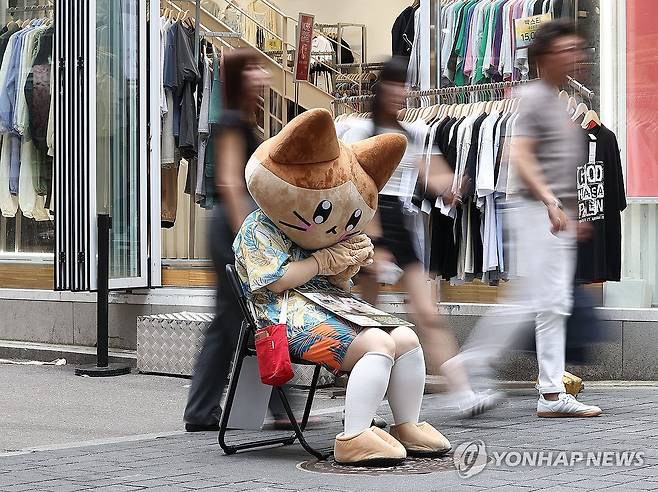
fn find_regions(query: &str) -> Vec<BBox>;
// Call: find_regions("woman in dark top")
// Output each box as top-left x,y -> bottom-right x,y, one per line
184,49 -> 269,431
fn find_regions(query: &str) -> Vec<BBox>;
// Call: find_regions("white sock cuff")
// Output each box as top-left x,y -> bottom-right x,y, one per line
394,345 -> 423,362
363,351 -> 395,365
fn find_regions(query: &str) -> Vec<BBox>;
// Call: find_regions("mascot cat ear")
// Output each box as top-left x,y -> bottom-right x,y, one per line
269,109 -> 340,165
351,133 -> 407,192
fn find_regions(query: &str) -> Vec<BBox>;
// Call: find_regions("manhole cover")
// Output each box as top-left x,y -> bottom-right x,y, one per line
297,456 -> 456,476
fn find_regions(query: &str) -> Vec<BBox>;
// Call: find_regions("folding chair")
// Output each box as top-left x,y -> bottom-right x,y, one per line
218,265 -> 332,461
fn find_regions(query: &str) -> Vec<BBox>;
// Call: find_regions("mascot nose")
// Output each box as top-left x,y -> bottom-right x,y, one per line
326,226 -> 338,235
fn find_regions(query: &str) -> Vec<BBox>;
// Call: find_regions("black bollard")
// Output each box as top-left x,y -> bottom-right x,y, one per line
75,214 -> 130,377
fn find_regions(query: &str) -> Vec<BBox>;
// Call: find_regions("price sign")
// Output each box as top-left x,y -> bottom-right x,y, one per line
514,13 -> 552,49
294,12 -> 315,83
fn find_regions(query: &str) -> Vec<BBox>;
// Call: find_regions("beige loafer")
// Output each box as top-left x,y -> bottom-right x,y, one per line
389,421 -> 451,457
334,427 -> 406,467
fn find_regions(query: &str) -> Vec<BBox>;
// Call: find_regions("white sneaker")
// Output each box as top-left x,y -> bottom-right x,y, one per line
447,390 -> 503,418
537,393 -> 602,418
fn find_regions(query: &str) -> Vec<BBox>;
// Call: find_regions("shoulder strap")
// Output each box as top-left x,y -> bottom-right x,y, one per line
278,290 -> 289,325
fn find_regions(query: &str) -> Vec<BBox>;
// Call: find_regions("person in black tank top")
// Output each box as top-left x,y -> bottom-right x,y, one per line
184,49 -> 270,431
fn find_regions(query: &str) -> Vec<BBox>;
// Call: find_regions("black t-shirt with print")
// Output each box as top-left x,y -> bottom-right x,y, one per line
576,124 -> 627,282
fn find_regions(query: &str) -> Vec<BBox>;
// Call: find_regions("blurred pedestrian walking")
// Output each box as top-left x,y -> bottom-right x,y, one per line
342,58 -> 496,416
444,20 -> 602,418
184,49 -> 270,431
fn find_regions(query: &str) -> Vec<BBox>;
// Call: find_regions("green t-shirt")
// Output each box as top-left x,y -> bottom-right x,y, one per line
454,0 -> 479,87
473,3 -> 492,85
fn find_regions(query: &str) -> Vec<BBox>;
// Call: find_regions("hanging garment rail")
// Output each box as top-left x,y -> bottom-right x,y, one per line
567,76 -> 595,100
315,22 -> 367,65
408,80 -> 528,98
333,78 -> 596,106
200,31 -> 242,38
333,80 -> 527,108
336,62 -> 386,69
7,5 -> 54,13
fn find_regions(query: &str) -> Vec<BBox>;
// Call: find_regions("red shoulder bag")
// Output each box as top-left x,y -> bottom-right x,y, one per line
254,291 -> 294,387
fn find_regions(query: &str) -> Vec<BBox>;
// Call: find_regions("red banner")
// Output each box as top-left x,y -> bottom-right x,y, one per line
294,13 -> 315,83
626,0 -> 658,197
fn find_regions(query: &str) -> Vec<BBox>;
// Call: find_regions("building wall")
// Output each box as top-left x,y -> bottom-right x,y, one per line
276,0 -> 411,62
3,289 -> 658,380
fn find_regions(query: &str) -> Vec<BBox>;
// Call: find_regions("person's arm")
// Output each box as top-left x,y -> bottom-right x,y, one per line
511,136 -> 568,234
268,257 -> 319,294
215,129 -> 250,234
268,235 -> 374,293
424,154 -> 457,201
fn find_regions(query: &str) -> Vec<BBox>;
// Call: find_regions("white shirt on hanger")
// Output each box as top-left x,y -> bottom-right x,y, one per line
476,111 -> 501,203
0,135 -> 17,218
440,2 -> 458,80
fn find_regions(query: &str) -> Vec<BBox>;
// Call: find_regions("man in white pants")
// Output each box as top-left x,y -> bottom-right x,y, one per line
444,20 -> 601,418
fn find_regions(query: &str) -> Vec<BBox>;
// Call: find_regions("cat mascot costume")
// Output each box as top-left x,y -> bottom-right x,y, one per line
233,109 -> 450,466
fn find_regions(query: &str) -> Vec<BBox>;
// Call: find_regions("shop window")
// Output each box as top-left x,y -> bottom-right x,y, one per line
0,0 -> 56,288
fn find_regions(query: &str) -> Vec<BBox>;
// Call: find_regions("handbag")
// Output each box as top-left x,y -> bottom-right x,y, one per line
254,291 -> 294,387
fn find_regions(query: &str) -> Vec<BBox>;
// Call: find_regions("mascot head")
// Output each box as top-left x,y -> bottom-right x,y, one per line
245,108 -> 406,250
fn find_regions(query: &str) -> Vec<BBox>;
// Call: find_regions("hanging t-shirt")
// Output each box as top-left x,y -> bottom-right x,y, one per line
576,124 -> 627,282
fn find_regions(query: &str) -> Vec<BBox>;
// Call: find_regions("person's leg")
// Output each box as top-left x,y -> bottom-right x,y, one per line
387,326 -> 452,456
401,263 -> 471,392
532,215 -> 574,398
331,326 -> 406,465
441,203 -> 540,414
357,248 -> 388,306
533,224 -> 601,417
184,208 -> 242,428
387,327 -> 424,425
340,328 -> 396,436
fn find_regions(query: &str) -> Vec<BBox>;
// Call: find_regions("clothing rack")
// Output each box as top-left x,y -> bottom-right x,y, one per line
315,22 -> 367,65
408,80 -> 528,98
6,5 -> 54,14
200,31 -> 242,38
336,62 -> 386,70
333,78 -> 596,113
567,76 -> 595,101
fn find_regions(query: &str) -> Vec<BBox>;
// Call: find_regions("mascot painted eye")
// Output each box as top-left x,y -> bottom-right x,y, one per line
313,200 -> 333,224
345,209 -> 362,232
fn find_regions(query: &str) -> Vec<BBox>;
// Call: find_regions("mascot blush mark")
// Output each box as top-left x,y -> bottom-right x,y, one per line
245,108 -> 407,251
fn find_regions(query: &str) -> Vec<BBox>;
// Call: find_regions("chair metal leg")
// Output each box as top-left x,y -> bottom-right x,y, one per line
219,323 -> 298,455
276,386 -> 331,461
300,365 -> 321,431
218,323 -> 251,454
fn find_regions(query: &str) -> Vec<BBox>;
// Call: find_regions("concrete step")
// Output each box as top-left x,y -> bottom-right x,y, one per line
0,340 -> 136,367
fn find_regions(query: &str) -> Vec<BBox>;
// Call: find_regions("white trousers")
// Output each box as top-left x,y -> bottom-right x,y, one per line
451,201 -> 576,394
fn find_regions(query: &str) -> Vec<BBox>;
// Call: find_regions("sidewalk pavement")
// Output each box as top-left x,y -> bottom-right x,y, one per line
3,365 -> 658,491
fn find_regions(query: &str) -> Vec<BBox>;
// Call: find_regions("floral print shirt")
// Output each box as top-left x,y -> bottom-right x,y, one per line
233,209 -> 334,335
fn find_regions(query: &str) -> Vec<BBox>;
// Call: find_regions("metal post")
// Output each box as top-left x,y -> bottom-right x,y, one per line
75,215 -> 130,377
97,214 -> 110,367
294,81 -> 299,117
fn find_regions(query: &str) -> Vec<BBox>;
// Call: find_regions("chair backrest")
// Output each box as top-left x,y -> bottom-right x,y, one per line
225,264 -> 258,330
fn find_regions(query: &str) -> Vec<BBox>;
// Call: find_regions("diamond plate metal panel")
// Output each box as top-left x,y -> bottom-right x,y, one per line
136,311 -> 335,386
137,312 -> 212,377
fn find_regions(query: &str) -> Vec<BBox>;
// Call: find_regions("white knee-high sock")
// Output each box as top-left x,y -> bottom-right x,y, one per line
343,352 -> 394,437
387,346 -> 426,425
